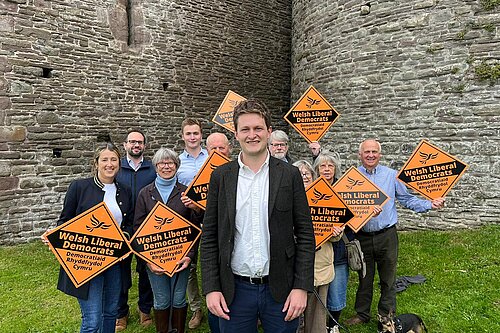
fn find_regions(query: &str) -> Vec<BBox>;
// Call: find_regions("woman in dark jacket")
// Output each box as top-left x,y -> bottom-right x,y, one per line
134,147 -> 202,333
46,142 -> 134,333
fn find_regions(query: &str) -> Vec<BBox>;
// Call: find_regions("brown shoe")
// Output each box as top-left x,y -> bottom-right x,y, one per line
345,315 -> 369,326
188,309 -> 203,329
139,310 -> 153,327
115,314 -> 128,332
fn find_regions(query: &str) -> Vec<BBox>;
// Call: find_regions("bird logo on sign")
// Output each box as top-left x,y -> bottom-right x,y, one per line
419,151 -> 438,164
306,96 -> 321,108
154,215 -> 174,230
346,177 -> 365,189
86,215 -> 111,232
311,188 -> 333,204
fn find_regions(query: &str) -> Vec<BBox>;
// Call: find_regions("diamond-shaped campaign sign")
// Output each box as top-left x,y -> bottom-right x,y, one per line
305,177 -> 354,249
333,167 -> 390,233
185,150 -> 230,210
397,140 -> 468,200
284,85 -> 339,143
44,202 -> 131,288
129,202 -> 202,277
212,90 -> 247,133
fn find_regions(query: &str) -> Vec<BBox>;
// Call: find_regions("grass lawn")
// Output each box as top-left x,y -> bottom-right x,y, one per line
0,225 -> 498,332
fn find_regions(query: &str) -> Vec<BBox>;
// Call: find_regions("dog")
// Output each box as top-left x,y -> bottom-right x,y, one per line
377,312 -> 428,333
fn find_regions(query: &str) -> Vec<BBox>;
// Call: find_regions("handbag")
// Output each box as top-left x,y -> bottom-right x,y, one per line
342,234 -> 366,278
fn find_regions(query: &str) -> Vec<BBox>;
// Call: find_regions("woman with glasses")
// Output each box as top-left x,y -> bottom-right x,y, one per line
134,147 -> 203,333
313,152 -> 354,333
293,159 -> 342,333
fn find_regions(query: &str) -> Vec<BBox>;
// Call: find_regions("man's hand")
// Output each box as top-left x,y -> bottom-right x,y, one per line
372,205 -> 383,217
309,141 -> 321,157
206,291 -> 230,320
431,197 -> 445,209
282,288 -> 307,321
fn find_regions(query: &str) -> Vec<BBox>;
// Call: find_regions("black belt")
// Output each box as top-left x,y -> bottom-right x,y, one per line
358,225 -> 395,236
233,274 -> 269,284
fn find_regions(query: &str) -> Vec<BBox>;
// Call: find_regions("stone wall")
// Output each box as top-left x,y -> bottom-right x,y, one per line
290,0 -> 499,230
1,0 -> 499,245
0,0 -> 292,245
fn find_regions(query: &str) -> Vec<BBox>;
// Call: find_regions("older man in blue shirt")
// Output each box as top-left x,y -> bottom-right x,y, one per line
346,139 -> 445,326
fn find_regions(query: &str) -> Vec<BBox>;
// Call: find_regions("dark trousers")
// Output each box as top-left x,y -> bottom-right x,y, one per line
219,279 -> 297,333
354,226 -> 398,320
116,256 -> 154,318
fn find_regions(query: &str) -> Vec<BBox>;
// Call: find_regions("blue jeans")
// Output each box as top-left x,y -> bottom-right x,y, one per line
219,279 -> 298,333
327,263 -> 349,311
147,266 -> 189,310
77,264 -> 121,333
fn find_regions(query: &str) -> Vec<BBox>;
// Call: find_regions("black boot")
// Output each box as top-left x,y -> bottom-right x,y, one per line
171,306 -> 188,333
154,308 -> 170,333
328,310 -> 341,329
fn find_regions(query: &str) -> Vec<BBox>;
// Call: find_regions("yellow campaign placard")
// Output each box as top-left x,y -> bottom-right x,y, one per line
397,140 -> 468,200
185,150 -> 231,210
129,202 -> 201,277
212,90 -> 247,133
284,85 -> 339,143
44,202 -> 131,288
333,167 -> 390,233
305,177 -> 354,249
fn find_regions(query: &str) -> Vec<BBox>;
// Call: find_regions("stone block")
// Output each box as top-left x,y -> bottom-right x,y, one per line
19,178 -> 44,189
0,126 -> 26,142
0,176 -> 18,190
0,97 -> 11,110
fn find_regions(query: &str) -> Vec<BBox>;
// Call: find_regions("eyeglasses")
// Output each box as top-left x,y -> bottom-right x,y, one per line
301,172 -> 312,178
127,140 -> 144,145
270,143 -> 287,148
157,161 -> 176,168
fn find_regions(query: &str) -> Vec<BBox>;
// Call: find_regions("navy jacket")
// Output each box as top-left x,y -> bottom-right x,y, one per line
117,158 -> 156,205
56,176 -> 134,299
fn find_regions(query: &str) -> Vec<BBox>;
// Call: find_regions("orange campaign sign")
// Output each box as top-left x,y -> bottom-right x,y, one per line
212,90 -> 247,133
333,167 -> 390,233
44,202 -> 131,288
185,150 -> 231,210
305,177 -> 354,249
129,202 -> 202,277
397,140 -> 468,200
284,85 -> 339,143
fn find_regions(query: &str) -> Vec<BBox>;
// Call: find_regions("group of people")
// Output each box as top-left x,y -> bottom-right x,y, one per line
44,99 -> 445,333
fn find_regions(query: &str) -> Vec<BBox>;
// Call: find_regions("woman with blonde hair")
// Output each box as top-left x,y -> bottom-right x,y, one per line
46,142 -> 134,333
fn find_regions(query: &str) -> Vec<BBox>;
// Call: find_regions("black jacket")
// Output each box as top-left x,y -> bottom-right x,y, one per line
56,176 -> 134,299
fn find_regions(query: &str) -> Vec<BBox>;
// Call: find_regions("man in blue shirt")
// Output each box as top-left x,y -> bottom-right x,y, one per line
177,118 -> 208,329
115,130 -> 156,331
346,139 -> 445,326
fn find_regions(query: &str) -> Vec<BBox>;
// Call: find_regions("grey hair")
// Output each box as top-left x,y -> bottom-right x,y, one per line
312,151 -> 342,180
269,130 -> 289,144
152,147 -> 180,170
292,160 -> 317,180
359,139 -> 382,154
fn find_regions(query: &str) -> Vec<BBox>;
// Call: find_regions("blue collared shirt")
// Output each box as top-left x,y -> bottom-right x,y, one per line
177,148 -> 208,186
358,164 -> 432,232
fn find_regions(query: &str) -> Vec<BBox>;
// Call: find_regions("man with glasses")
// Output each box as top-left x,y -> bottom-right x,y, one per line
268,130 -> 294,163
116,130 -> 157,331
